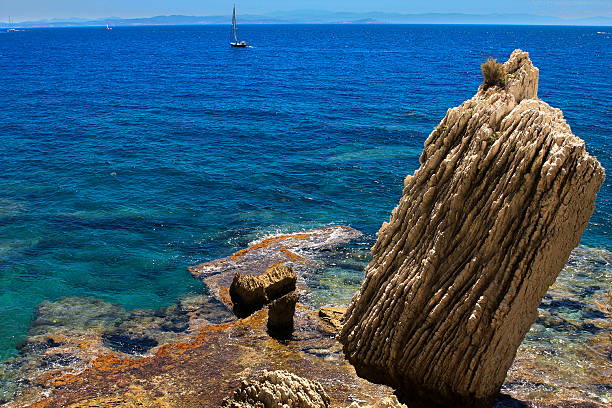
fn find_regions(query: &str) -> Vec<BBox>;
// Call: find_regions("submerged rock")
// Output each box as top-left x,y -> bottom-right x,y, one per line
221,370 -> 331,408
28,297 -> 130,336
230,264 -> 297,317
0,294 -> 235,406
339,50 -> 605,408
267,291 -> 300,337
101,331 -> 159,355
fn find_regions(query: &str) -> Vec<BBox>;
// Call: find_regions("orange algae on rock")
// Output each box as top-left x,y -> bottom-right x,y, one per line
279,247 -> 304,262
230,234 -> 311,261
15,309 -> 392,408
189,226 -> 362,279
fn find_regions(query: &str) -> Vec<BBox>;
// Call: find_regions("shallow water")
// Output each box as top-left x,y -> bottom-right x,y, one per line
0,24 -> 610,368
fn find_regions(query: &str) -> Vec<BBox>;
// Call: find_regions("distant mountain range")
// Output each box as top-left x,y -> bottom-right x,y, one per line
4,10 -> 612,28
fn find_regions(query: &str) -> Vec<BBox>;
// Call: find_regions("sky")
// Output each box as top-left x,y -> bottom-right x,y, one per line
2,0 -> 611,22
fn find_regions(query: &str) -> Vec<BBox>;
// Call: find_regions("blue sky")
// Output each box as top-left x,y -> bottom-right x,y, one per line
4,0 -> 611,21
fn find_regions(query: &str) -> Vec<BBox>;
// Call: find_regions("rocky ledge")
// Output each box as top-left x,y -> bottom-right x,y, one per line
1,226 -> 396,408
189,225 -> 362,310
1,225 -> 609,408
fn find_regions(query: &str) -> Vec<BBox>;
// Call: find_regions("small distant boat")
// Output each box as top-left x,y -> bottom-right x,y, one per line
6,16 -> 17,32
105,24 -> 112,30
229,5 -> 247,48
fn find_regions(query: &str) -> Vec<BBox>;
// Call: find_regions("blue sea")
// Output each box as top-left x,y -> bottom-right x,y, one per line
0,25 -> 610,361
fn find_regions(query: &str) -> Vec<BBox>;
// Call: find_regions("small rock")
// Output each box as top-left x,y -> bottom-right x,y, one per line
318,307 -> 346,332
229,264 -> 296,317
348,396 -> 408,408
267,291 -> 299,337
221,369 -> 331,408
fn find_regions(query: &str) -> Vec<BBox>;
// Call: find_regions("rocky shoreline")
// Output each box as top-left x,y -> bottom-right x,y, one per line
0,226 -> 396,408
0,226 -> 608,407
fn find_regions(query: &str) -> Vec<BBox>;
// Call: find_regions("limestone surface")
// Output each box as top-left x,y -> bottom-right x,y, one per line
221,370 -> 331,408
318,307 -> 346,332
339,50 -> 605,408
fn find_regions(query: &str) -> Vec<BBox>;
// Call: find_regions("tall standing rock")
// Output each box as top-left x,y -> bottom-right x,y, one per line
338,50 -> 605,408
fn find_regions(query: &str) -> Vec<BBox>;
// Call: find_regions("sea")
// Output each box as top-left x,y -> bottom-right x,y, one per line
0,24 -> 609,368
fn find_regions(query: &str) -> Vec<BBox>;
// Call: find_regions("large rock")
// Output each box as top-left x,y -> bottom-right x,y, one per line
339,50 -> 605,408
229,264 -> 297,316
221,370 -> 331,408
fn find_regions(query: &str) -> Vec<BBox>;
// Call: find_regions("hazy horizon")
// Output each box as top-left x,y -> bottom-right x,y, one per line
4,1 -> 612,22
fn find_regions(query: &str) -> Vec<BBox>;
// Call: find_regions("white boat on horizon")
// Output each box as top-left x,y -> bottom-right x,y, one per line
6,16 -> 17,32
105,24 -> 112,30
229,5 -> 248,48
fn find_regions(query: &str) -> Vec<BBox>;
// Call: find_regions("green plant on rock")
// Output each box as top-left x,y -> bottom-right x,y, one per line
481,57 -> 507,89
487,131 -> 501,145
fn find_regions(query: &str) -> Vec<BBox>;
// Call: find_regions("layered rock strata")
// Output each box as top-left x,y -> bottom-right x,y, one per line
338,50 -> 605,408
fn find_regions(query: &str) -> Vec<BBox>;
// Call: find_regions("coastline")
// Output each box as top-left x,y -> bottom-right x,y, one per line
1,228 -> 609,407
1,24 -> 610,408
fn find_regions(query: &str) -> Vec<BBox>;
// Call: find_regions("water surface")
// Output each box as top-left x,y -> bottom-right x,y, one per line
0,25 -> 610,362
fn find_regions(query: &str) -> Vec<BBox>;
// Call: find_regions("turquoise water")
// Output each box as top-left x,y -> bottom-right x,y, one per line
0,25 -> 610,361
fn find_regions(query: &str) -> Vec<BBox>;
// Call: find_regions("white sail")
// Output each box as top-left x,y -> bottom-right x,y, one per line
232,6 -> 238,42
7,16 -> 17,31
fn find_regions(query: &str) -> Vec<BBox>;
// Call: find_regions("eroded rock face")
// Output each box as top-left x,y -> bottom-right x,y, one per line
339,50 -> 605,408
221,370 -> 331,408
230,264 -> 297,316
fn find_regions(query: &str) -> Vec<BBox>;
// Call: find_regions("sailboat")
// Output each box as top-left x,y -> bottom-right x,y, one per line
229,6 -> 247,48
6,16 -> 17,32
105,24 -> 112,30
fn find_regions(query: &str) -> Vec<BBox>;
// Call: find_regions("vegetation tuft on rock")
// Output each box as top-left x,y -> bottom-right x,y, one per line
481,57 -> 507,89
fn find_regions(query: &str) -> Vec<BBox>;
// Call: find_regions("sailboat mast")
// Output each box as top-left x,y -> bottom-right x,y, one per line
232,6 -> 238,42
